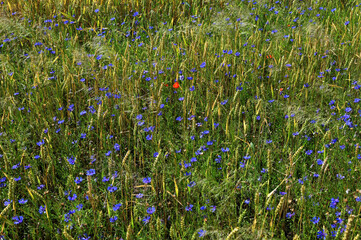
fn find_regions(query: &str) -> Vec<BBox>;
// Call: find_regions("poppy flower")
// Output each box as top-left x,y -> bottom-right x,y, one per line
279,88 -> 283,92
173,82 -> 180,88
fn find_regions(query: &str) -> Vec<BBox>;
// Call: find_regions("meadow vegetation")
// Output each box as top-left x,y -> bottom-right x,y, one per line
1,0 -> 361,239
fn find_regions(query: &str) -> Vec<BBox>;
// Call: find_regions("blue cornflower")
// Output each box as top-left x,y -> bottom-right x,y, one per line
311,216 -> 320,224
113,203 -> 122,211
67,156 -> 76,165
317,229 -> 327,239
142,215 -> 151,224
107,185 -> 118,192
305,150 -> 313,155
12,216 -> 24,224
75,177 -> 83,184
68,194 -> 77,201
18,198 -> 28,204
185,204 -> 193,211
147,206 -> 156,214
114,143 -> 120,151
39,205 -> 46,214
86,169 -> 96,176
221,147 -> 229,152
136,193 -> 144,199
198,229 -> 206,237
109,216 -> 118,222
102,176 -> 109,182
143,177 -> 151,184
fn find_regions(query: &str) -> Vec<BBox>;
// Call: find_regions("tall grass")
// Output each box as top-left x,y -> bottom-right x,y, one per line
0,0 -> 361,239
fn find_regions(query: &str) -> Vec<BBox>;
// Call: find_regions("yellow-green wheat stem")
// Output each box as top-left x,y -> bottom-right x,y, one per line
0,204 -> 11,217
271,196 -> 284,237
342,215 -> 355,240
126,223 -> 132,240
238,209 -> 247,225
225,227 -> 239,240
63,229 -> 75,240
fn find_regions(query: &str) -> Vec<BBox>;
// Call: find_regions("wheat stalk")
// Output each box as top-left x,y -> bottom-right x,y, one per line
342,215 -> 355,240
225,227 -> 239,240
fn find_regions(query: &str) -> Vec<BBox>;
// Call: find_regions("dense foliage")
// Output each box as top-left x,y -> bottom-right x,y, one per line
1,0 -> 361,239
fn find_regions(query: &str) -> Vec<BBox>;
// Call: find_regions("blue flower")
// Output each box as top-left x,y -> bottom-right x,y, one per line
107,185 -> 118,192
317,230 -> 327,239
68,194 -> 77,201
39,205 -> 46,214
185,204 -> 194,211
12,216 -> 23,224
86,169 -> 96,176
114,143 -> 120,151
311,216 -> 320,224
147,206 -> 156,214
143,177 -> 151,184
113,203 -> 122,211
18,198 -> 28,204
109,216 -> 118,222
198,229 -> 206,237
142,215 -> 151,224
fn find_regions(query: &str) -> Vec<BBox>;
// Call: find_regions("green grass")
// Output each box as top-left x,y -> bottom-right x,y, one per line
1,0 -> 361,239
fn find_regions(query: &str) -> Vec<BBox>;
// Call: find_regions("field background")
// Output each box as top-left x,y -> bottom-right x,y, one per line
1,0 -> 361,239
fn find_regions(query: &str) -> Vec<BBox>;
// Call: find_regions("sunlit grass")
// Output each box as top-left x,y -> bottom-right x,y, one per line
0,0 -> 361,239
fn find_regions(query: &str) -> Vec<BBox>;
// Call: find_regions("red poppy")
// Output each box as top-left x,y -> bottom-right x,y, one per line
164,84 -> 168,87
173,82 -> 180,88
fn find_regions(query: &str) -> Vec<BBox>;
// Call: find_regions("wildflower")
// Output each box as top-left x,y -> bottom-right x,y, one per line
107,185 -> 118,192
113,203 -> 122,211
198,229 -> 206,237
143,177 -> 151,184
75,177 -> 83,184
185,204 -> 194,211
68,194 -> 77,201
109,216 -> 118,222
18,198 -> 28,204
317,229 -> 327,239
147,206 -> 156,214
12,216 -> 23,224
39,205 -> 46,214
142,215 -> 151,224
173,82 -> 180,88
311,216 -> 320,224
86,169 -> 96,176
